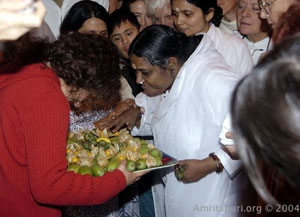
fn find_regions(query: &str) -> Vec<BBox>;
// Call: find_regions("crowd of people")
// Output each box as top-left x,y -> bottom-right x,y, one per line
0,0 -> 300,217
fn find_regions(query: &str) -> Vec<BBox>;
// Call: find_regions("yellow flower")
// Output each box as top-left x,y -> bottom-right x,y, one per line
71,157 -> 79,163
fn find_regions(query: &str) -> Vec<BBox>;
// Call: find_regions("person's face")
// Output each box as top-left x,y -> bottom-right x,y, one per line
130,55 -> 176,97
153,3 -> 174,28
78,17 -> 108,37
110,20 -> 139,59
172,0 -> 212,36
259,0 -> 293,27
129,0 -> 153,30
217,0 -> 237,16
59,78 -> 90,108
237,0 -> 264,36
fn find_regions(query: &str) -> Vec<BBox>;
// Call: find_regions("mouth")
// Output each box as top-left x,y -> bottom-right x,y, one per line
141,84 -> 149,90
123,46 -> 129,53
241,21 -> 251,26
179,27 -> 187,32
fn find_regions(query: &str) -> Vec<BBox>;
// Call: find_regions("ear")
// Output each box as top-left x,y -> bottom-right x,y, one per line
168,57 -> 178,69
167,57 -> 179,77
205,8 -> 215,22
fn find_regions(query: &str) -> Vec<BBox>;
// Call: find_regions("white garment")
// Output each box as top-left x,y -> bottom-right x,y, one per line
132,35 -> 246,217
206,24 -> 254,78
41,0 -> 109,38
219,19 -> 238,35
41,0 -> 61,38
242,36 -> 271,64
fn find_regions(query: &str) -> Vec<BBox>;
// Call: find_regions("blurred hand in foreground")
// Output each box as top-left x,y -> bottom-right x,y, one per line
0,0 -> 46,41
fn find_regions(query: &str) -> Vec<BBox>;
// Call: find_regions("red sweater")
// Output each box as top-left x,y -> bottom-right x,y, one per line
0,64 -> 126,217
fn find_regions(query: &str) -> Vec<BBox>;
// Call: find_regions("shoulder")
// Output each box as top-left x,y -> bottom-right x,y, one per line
5,64 -> 65,108
184,54 -> 238,89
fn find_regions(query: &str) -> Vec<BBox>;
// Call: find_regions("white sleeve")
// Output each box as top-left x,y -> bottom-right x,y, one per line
236,39 -> 254,77
131,93 -> 153,137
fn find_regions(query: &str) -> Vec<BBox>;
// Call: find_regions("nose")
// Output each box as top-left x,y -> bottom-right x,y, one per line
73,101 -> 82,108
136,71 -> 143,84
122,35 -> 130,45
139,16 -> 146,28
156,18 -> 162,25
241,7 -> 250,17
175,15 -> 184,27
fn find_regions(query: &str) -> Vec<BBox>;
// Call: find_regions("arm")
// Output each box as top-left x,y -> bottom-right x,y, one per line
176,65 -> 241,182
236,38 -> 254,77
18,77 -> 142,206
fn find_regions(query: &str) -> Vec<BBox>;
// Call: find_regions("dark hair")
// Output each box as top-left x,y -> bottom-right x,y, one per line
272,2 -> 300,45
108,8 -> 140,36
60,0 -> 109,35
129,25 -> 202,68
231,34 -> 300,205
47,33 -> 121,111
184,0 -> 223,27
0,33 -> 48,73
121,0 -> 144,10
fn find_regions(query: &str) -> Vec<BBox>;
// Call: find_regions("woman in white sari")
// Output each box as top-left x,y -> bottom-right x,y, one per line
105,25 -> 248,217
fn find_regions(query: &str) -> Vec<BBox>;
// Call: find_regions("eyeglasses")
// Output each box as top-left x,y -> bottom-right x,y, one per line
258,0 -> 277,15
237,2 -> 261,14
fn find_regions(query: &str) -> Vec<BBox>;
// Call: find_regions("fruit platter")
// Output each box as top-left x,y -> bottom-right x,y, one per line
66,128 -> 177,176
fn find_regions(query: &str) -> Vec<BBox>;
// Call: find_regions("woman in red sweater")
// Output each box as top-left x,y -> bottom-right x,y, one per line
0,33 -> 146,217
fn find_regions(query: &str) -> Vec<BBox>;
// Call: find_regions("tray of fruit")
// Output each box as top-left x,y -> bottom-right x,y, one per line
66,128 -> 178,176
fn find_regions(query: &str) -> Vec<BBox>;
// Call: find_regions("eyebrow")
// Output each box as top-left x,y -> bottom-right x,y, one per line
124,28 -> 134,33
111,33 -> 121,38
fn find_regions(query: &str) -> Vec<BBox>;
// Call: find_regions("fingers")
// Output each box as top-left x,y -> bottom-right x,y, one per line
0,0 -> 33,11
112,119 -> 126,132
94,117 -> 110,129
0,0 -> 46,41
118,161 -> 148,186
134,170 -> 149,177
225,132 -> 233,139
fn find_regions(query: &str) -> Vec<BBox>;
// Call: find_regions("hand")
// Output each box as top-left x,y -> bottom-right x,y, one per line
175,157 -> 217,183
94,99 -> 136,129
117,161 -> 148,186
107,107 -> 141,132
0,0 -> 46,41
222,132 -> 240,160
222,145 -> 239,160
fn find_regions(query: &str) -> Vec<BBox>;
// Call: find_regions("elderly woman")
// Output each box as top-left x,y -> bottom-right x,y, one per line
258,0 -> 298,28
236,0 -> 271,64
147,0 -> 174,28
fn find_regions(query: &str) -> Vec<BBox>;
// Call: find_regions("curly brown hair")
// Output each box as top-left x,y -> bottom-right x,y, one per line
47,33 -> 121,111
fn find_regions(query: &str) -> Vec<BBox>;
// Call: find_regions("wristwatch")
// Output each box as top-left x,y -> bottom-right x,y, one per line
209,152 -> 224,173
